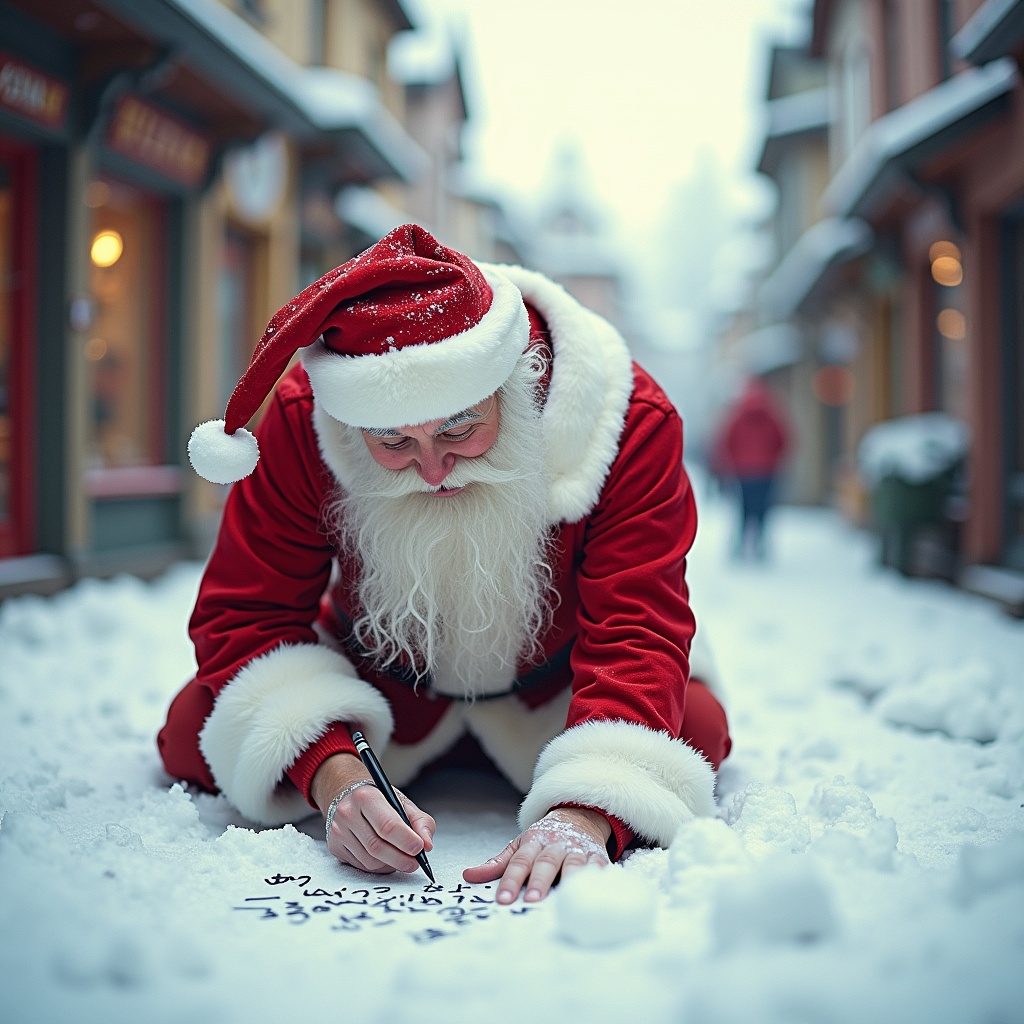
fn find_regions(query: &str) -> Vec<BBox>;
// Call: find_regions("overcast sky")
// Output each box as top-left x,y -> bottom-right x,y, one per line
415,0 -> 810,237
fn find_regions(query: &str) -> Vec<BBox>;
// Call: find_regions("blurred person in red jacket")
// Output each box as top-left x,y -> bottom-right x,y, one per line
717,377 -> 791,559
160,226 -> 730,907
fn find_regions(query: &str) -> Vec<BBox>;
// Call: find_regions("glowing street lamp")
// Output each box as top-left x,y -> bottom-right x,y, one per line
90,230 -> 124,268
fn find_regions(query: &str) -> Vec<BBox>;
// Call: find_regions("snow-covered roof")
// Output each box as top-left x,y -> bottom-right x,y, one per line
387,28 -> 457,86
293,67 -> 426,178
759,217 -> 873,320
825,58 -> 1018,219
857,412 -> 969,486
764,45 -> 827,102
757,88 -> 831,175
738,322 -> 803,375
765,88 -> 831,140
98,0 -> 427,183
953,0 -> 1024,64
334,185 -> 410,242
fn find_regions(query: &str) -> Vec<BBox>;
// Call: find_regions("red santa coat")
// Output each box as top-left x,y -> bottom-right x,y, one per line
162,267 -> 722,851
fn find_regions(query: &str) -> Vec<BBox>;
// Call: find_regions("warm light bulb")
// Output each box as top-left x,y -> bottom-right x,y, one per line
928,240 -> 961,263
90,230 -> 124,268
937,309 -> 966,341
931,255 -> 963,287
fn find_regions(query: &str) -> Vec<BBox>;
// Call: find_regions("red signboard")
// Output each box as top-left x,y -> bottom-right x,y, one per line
107,95 -> 210,189
0,51 -> 69,132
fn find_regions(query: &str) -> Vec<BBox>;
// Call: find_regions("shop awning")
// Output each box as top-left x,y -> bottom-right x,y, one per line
824,57 -> 1017,220
95,0 -> 427,183
757,88 -> 830,176
759,217 -> 873,320
953,0 -> 1024,65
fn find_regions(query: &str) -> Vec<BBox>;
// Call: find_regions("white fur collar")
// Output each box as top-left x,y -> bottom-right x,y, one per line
311,266 -> 634,525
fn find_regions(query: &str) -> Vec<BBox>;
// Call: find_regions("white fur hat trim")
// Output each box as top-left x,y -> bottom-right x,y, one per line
301,267 -> 528,429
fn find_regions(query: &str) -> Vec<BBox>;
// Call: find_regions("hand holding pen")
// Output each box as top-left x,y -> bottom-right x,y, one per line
316,732 -> 436,879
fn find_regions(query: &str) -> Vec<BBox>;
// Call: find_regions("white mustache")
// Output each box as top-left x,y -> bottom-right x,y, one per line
355,453 -> 537,499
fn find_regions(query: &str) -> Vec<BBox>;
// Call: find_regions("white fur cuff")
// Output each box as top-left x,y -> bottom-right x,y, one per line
198,644 -> 393,825
518,719 -> 717,847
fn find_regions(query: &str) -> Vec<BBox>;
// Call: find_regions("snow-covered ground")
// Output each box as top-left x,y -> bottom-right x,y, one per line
1,496 -> 1022,1024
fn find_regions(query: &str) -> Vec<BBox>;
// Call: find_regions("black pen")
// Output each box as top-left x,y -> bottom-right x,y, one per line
349,729 -> 435,882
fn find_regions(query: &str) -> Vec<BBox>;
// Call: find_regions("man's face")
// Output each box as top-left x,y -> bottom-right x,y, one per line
359,396 -> 501,493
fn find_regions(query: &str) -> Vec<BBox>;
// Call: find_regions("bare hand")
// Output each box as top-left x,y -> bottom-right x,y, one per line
313,753 -> 435,875
463,807 -> 611,903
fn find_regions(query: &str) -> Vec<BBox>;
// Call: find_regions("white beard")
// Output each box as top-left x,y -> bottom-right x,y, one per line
327,355 -> 554,699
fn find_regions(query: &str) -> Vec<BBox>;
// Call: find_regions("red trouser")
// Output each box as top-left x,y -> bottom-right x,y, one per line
158,676 -> 732,797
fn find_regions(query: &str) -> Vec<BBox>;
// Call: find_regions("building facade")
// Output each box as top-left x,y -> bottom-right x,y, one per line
745,0 -> 1024,603
0,0 -> 428,596
750,45 -> 836,505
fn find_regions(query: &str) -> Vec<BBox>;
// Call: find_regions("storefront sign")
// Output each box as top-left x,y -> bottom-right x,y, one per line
107,95 -> 210,189
0,51 -> 69,132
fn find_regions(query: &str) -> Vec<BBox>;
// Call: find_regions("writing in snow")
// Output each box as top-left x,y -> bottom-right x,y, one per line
234,873 -> 537,943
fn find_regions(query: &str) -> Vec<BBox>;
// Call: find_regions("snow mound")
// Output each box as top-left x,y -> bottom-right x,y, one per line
857,411 -> 968,485
555,865 -> 657,947
722,783 -> 812,856
875,660 -> 1015,743
951,831 -> 1024,908
807,777 -> 901,871
712,855 -> 839,948
668,817 -> 752,906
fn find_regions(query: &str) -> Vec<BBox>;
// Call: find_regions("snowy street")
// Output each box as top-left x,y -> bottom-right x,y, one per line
1,494 -> 1022,1024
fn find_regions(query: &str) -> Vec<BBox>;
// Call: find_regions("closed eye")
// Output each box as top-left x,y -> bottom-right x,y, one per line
381,438 -> 411,451
441,426 -> 474,441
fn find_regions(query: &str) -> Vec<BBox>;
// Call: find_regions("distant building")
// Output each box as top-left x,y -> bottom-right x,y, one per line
748,44 -> 838,506
529,143 -> 626,333
743,0 -> 1024,605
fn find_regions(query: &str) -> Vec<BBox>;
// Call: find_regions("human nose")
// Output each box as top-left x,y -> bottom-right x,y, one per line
414,439 -> 455,486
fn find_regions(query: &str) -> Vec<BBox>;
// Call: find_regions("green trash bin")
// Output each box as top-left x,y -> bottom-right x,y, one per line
859,413 -> 969,577
870,467 -> 956,575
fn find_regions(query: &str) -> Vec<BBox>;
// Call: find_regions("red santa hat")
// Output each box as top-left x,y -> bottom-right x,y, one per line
187,223 -> 530,484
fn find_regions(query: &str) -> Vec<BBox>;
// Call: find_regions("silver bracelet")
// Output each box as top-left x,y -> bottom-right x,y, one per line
324,779 -> 376,843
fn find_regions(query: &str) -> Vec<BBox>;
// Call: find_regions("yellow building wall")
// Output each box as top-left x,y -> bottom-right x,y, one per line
215,0 -> 318,65
185,138 -> 302,532
326,0 -> 405,119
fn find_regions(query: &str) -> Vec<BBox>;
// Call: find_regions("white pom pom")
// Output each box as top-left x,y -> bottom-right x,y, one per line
187,420 -> 260,484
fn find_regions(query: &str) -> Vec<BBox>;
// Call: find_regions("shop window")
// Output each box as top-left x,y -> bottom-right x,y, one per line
929,240 -> 967,423
309,0 -> 326,65
235,0 -> 267,24
86,178 -> 166,473
0,164 -> 13,547
0,141 -> 36,558
883,0 -> 901,111
1001,216 -> 1024,569
937,0 -> 955,83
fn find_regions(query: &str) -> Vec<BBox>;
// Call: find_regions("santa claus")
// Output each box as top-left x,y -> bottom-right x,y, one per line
159,224 -> 730,904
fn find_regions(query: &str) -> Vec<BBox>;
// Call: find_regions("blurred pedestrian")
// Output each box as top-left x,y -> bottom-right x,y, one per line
715,377 -> 790,559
